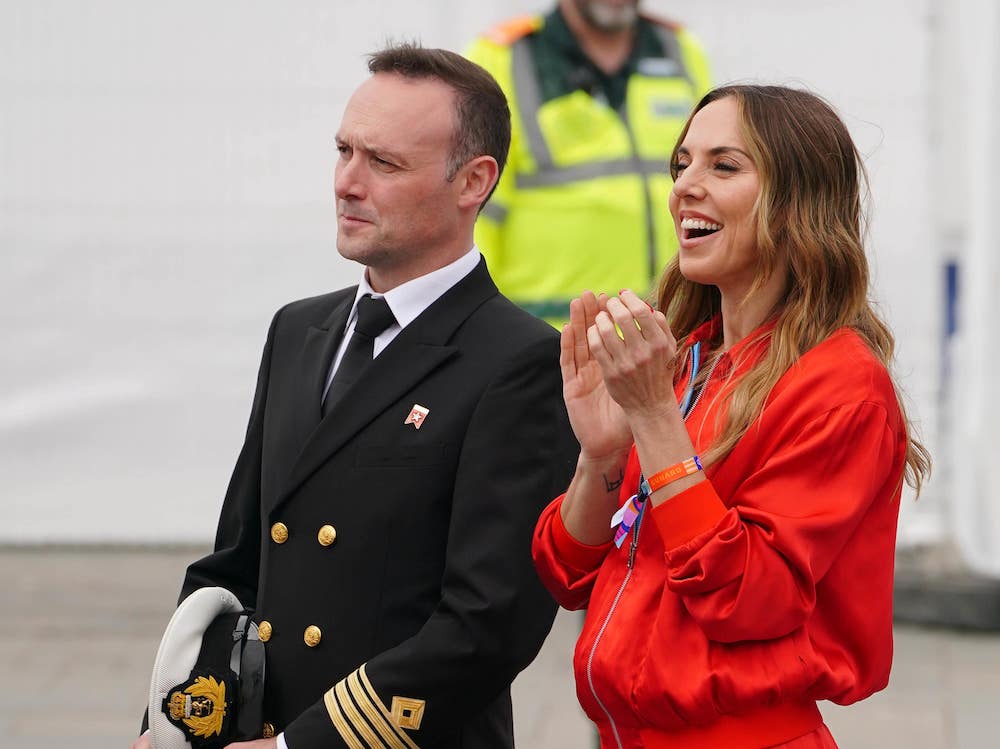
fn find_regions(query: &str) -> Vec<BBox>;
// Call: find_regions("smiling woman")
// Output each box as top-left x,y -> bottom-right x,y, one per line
532,85 -> 931,749
668,96 -> 763,302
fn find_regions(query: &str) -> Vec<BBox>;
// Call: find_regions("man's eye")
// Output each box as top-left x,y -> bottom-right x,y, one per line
372,156 -> 400,172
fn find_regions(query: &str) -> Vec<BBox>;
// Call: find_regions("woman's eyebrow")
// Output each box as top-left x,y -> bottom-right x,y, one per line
676,145 -> 750,158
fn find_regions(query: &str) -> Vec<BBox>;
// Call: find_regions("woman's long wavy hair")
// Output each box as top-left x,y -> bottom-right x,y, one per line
658,85 -> 930,492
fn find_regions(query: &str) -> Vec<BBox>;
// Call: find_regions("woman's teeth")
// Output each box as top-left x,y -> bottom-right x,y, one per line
680,217 -> 722,231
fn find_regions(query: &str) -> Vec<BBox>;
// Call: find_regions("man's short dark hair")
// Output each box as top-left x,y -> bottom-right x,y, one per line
367,43 -> 511,207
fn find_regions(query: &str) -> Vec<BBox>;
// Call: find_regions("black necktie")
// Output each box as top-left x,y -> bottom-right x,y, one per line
322,294 -> 396,416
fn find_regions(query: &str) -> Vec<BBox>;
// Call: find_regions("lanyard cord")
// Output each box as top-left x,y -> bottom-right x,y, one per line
618,341 -> 722,559
677,341 -> 701,416
683,350 -> 724,422
679,341 -> 724,422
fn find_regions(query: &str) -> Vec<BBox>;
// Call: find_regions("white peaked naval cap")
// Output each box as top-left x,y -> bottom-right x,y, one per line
148,587 -> 244,749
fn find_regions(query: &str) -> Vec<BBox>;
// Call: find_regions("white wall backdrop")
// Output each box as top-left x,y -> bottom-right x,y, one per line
1,1 -> 955,549
947,0 -> 1000,576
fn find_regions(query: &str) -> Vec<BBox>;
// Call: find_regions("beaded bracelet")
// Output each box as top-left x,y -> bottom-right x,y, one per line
643,456 -> 704,494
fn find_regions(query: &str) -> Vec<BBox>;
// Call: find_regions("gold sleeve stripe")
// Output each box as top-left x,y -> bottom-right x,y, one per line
335,677 -> 386,748
358,664 -> 421,749
346,671 -> 408,749
323,685 -> 365,749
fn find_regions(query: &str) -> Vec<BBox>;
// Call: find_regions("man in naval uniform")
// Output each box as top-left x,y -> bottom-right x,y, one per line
134,43 -> 577,749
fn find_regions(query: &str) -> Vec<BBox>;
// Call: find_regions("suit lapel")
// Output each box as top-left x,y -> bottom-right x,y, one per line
293,290 -> 355,441
270,259 -> 498,516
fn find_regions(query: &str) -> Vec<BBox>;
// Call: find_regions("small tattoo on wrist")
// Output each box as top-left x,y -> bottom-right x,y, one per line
603,469 -> 624,493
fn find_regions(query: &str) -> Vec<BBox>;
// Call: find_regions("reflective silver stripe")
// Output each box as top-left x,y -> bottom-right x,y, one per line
511,36 -> 553,173
516,158 -> 666,189
650,24 -> 692,86
480,200 -> 508,223
510,24 -> 680,192
617,102 -> 659,282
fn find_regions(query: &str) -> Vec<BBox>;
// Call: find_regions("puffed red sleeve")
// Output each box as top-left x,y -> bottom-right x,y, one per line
651,401 -> 902,643
532,495 -> 614,610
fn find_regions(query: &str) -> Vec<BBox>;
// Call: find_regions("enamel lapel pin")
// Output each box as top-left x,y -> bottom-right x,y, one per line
404,404 -> 430,430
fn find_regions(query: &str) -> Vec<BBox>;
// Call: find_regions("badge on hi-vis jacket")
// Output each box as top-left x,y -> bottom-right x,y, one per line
404,404 -> 430,429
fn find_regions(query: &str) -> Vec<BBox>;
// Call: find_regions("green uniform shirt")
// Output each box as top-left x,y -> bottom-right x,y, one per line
531,7 -> 673,112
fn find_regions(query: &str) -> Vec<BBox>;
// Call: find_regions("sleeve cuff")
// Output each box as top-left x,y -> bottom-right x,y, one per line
276,732 -> 289,749
651,479 -> 728,550
323,663 -> 422,748
551,497 -> 614,572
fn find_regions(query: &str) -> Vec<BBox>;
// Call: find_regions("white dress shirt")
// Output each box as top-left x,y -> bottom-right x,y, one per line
321,246 -> 482,402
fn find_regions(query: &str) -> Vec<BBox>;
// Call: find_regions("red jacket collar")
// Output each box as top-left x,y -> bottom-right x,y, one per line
680,315 -> 778,378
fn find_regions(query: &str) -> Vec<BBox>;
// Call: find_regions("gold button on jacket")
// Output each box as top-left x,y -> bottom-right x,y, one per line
317,524 -> 337,546
304,625 -> 322,647
262,722 -> 275,738
270,522 -> 289,544
258,620 -> 272,642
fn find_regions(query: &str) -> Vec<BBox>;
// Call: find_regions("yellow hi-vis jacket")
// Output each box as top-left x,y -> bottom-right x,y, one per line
467,15 -> 711,324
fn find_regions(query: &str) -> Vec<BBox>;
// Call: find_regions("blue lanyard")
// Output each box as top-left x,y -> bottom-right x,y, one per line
678,341 -> 701,417
613,341 -> 705,557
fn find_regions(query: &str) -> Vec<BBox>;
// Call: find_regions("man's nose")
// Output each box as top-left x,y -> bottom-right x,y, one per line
334,156 -> 364,201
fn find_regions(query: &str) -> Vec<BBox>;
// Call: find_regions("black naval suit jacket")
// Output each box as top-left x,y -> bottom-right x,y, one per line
179,258 -> 578,749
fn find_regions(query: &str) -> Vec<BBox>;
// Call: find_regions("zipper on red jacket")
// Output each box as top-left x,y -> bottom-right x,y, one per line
585,469 -> 650,749
626,492 -> 648,569
585,570 -> 631,749
585,345 -> 718,746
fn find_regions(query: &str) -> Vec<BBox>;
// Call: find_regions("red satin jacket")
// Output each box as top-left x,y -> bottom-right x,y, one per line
533,320 -> 908,749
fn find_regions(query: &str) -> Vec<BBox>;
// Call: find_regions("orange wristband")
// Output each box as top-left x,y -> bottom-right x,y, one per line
645,456 -> 703,493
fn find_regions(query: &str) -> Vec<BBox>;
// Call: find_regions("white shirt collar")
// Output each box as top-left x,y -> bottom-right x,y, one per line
324,247 -> 481,401
346,245 -> 481,331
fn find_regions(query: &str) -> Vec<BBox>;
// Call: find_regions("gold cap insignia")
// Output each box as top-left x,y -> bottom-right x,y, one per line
163,674 -> 229,740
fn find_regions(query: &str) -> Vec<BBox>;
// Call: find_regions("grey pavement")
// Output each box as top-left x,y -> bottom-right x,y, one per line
1,547 -> 998,749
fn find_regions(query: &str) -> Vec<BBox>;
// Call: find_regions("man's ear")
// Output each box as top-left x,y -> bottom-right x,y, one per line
455,155 -> 500,211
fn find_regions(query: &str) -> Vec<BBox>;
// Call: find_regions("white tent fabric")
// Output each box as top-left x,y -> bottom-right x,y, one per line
1,1 -> 958,566
949,0 -> 1000,577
